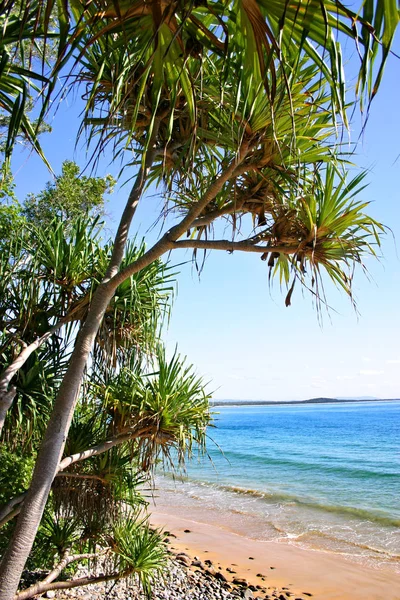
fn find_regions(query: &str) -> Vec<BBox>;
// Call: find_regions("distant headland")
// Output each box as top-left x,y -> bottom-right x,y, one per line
211,397 -> 400,407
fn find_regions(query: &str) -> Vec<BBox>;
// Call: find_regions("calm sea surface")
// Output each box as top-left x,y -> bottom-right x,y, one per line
156,401 -> 400,572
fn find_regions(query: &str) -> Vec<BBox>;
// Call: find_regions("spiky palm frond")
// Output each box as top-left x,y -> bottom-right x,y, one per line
109,515 -> 167,597
99,345 -> 212,471
1,1 -> 397,167
263,166 -> 384,307
94,241 -> 175,367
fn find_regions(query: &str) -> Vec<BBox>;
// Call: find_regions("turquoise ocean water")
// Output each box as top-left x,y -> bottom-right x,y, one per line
156,401 -> 400,572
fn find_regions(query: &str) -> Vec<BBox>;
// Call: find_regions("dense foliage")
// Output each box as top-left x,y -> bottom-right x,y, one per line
0,172 -> 211,596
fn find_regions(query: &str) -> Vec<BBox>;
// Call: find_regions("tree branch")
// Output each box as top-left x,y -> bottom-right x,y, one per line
15,552 -> 117,600
58,426 -> 151,471
0,325 -> 62,437
103,120 -> 161,282
171,239 -> 298,255
55,472 -> 109,485
0,293 -> 92,437
0,427 -> 152,528
108,144 -> 251,290
0,495 -> 27,528
190,198 -> 246,228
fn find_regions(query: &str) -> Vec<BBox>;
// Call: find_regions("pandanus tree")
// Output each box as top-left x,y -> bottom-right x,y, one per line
0,0 -> 399,596
0,203 -> 211,597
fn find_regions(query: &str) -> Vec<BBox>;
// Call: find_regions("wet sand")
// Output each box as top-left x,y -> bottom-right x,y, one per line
150,507 -> 400,600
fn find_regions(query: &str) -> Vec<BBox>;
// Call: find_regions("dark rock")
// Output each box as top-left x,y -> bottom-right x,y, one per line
303,594 -> 313,597
226,567 -> 236,573
184,529 -> 191,533
248,556 -> 255,560
249,584 -> 258,591
176,554 -> 191,567
232,577 -> 248,586
215,571 -> 228,582
270,566 -> 276,569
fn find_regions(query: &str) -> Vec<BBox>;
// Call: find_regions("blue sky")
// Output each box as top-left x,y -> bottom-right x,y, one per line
11,38 -> 400,402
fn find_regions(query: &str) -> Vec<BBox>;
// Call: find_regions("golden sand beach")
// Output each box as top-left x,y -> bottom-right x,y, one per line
151,506 -> 400,600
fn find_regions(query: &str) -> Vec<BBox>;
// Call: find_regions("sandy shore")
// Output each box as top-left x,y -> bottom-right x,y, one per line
150,506 -> 400,600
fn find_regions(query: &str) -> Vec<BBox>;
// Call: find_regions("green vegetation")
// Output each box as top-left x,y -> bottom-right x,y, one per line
0,170 -> 211,596
0,1 -> 399,598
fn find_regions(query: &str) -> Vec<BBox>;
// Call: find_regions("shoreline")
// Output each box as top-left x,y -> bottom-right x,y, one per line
211,398 -> 400,407
150,505 -> 400,600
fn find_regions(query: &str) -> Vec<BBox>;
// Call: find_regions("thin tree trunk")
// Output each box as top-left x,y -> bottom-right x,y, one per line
15,551 -> 107,600
0,323 -> 64,437
0,387 -> 15,437
0,289 -> 93,437
15,568 -> 125,600
0,143 -> 247,599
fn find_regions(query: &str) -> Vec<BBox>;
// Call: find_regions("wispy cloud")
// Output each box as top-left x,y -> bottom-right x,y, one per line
359,369 -> 384,376
387,358 -> 400,365
336,374 -> 355,381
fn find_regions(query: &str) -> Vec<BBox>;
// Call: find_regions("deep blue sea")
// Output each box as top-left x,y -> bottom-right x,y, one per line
156,401 -> 400,572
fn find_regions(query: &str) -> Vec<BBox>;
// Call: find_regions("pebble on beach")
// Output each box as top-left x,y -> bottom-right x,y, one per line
36,548 -> 307,600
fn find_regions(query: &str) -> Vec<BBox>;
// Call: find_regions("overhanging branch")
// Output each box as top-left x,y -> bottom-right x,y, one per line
107,143 -> 252,291
0,427 -> 153,528
171,239 -> 298,255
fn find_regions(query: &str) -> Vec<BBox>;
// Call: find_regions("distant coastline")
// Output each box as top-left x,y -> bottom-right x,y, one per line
211,397 -> 400,407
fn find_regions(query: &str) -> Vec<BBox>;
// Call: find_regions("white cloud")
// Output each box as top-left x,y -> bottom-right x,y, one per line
336,375 -> 355,381
359,369 -> 384,376
387,358 -> 400,365
362,357 -> 372,363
